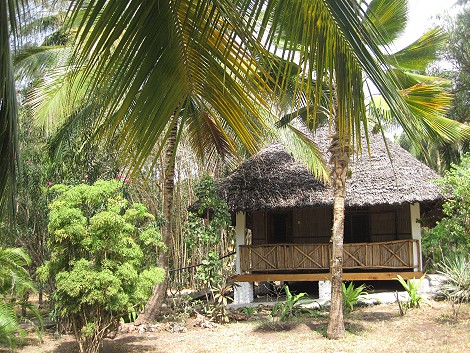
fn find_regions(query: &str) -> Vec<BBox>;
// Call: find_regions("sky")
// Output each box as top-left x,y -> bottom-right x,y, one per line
395,0 -> 460,50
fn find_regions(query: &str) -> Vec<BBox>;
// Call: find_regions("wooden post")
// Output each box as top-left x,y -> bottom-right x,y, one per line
410,203 -> 422,272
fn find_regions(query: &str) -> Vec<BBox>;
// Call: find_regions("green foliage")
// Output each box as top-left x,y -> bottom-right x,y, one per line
342,282 -> 368,313
271,285 -> 312,322
240,306 -> 256,316
184,176 -> 231,250
437,255 -> 470,320
211,280 -> 236,324
38,180 -> 165,353
423,154 -> 470,268
183,176 -> 233,289
0,247 -> 41,349
195,176 -> 231,229
446,7 -> 470,126
396,275 -> 426,309
195,252 -> 222,289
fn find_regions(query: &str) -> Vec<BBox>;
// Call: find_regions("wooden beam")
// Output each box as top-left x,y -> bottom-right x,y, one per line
232,272 -> 424,282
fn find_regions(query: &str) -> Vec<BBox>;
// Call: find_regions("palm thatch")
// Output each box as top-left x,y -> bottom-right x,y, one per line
219,129 -> 443,212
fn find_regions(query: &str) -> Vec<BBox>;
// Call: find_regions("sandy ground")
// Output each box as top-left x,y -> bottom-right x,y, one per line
12,300 -> 470,353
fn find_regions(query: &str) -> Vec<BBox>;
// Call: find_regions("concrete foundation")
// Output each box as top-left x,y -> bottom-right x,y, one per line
318,280 -> 331,301
233,282 -> 254,304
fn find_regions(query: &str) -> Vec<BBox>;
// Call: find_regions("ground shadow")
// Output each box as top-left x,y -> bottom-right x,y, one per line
350,310 -> 398,322
252,315 -> 367,337
254,320 -> 305,333
50,335 -> 159,353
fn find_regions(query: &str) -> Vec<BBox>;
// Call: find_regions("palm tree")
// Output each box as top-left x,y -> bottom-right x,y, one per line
266,0 -> 470,338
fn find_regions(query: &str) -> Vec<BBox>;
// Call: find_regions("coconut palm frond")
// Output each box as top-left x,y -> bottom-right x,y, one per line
391,69 -> 452,89
386,28 -> 448,71
0,1 -> 21,221
366,0 -> 408,45
14,45 -> 66,80
66,0 -> 272,175
276,123 -> 330,182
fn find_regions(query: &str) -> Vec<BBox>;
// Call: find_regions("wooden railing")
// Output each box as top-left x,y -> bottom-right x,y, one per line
239,239 -> 420,274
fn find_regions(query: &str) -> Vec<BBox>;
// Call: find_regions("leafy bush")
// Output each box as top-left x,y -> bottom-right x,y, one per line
422,154 -> 470,268
342,282 -> 368,313
38,180 -> 165,353
271,285 -> 312,321
0,247 -> 41,349
437,255 -> 470,320
195,251 -> 223,289
211,279 -> 236,323
396,275 -> 426,309
183,175 -> 234,290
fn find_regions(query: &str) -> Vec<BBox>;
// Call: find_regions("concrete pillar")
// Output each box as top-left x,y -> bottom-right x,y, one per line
410,202 -> 422,271
235,212 -> 246,275
318,280 -> 331,301
234,282 -> 254,304
234,212 -> 254,304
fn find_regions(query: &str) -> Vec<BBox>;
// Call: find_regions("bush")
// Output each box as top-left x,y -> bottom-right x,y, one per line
38,180 -> 165,353
422,154 -> 470,268
437,255 -> 470,320
342,282 -> 368,313
271,285 -> 312,321
396,274 -> 427,309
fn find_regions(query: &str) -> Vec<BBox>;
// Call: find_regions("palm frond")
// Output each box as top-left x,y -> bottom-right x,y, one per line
391,69 -> 452,90
14,45 -> 67,81
276,122 -> 329,182
386,28 -> 448,71
0,1 -> 20,221
66,0 -> 273,173
366,0 -> 408,45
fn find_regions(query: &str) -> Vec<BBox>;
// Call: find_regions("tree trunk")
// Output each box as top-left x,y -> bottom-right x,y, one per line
135,124 -> 177,324
326,132 -> 349,339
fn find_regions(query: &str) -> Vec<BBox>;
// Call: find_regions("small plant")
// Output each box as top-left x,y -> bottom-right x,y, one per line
271,285 -> 312,321
396,274 -> 427,309
241,306 -> 256,316
211,279 -> 236,323
437,255 -> 470,320
342,282 -> 368,313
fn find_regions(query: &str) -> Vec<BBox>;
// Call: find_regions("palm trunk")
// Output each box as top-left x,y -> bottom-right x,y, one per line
326,132 -> 349,339
136,124 -> 177,324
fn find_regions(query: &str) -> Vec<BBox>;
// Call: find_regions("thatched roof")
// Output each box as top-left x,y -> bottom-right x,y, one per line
219,129 -> 443,212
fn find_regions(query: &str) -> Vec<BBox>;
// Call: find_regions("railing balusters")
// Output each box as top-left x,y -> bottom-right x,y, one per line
239,240 -> 418,273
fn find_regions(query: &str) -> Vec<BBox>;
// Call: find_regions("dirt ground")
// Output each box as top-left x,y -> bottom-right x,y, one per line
13,301 -> 470,353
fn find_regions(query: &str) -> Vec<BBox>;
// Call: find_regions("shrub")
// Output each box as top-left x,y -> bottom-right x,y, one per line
342,282 -> 368,313
271,285 -> 312,321
211,279 -> 236,323
38,180 -> 165,353
422,154 -> 470,268
437,255 -> 470,320
396,274 -> 427,309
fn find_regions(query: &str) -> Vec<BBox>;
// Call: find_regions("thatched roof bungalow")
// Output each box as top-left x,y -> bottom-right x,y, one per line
224,130 -> 443,303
